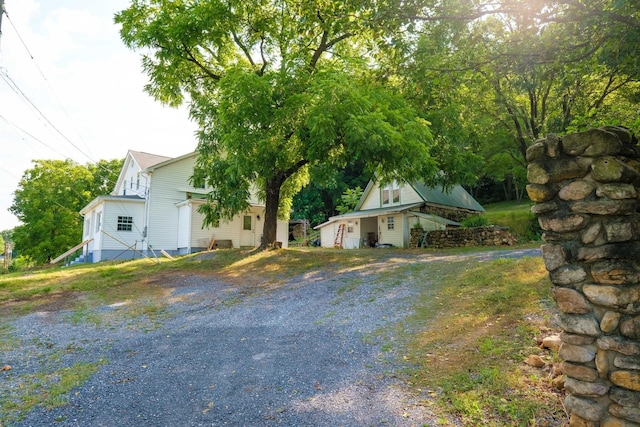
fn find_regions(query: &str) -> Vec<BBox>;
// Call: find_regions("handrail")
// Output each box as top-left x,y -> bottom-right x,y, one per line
50,239 -> 93,264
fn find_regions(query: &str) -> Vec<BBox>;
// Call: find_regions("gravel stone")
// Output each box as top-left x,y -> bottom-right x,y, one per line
1,248 -> 539,426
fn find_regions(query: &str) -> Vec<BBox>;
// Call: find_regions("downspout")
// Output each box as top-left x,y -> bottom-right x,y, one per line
187,200 -> 192,254
143,170 -> 152,256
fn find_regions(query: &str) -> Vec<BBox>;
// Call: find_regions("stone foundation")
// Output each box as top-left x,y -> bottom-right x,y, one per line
527,126 -> 640,426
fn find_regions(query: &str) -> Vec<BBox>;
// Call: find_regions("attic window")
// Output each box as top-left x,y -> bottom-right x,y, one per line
382,182 -> 400,206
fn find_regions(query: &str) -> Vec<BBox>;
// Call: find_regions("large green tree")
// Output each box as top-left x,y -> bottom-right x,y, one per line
402,0 -> 640,201
9,159 -> 123,264
88,159 -> 124,196
115,0 -> 468,249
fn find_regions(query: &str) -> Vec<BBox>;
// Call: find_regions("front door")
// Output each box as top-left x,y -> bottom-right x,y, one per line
240,214 -> 255,247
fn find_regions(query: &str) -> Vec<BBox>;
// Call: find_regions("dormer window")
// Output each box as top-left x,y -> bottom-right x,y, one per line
381,182 -> 400,206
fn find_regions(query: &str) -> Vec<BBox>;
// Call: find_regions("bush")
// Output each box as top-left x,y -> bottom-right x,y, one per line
522,214 -> 543,242
7,255 -> 36,272
461,215 -> 490,228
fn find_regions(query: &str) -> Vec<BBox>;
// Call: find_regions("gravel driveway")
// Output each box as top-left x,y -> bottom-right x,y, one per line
1,248 -> 540,426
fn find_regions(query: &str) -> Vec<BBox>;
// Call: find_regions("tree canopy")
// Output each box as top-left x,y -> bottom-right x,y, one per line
400,0 -> 640,200
115,0 -> 640,234
115,0 -> 470,249
9,159 -> 122,264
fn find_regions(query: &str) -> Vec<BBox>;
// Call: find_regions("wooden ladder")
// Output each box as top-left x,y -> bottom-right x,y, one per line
334,224 -> 345,248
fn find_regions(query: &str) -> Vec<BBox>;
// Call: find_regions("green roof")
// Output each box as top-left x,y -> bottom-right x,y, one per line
411,182 -> 485,212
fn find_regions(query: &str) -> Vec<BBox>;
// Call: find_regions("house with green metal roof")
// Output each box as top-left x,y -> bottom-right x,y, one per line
314,178 -> 484,249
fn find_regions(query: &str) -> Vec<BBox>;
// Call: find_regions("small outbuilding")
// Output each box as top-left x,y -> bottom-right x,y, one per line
315,178 -> 484,249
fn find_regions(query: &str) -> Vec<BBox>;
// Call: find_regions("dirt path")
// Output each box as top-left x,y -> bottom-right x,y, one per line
2,248 -> 540,426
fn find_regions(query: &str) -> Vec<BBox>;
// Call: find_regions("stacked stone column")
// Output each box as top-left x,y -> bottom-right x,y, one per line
527,126 -> 640,426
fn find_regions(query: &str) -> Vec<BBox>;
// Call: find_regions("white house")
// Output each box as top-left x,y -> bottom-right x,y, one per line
79,150 -> 289,263
315,178 -> 484,249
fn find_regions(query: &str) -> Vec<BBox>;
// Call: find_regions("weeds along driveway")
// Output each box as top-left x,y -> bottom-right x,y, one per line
1,248 -> 540,426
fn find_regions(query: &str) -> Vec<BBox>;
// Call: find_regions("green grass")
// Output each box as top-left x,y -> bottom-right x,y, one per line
482,200 -> 540,240
402,256 -> 564,426
0,360 -> 106,424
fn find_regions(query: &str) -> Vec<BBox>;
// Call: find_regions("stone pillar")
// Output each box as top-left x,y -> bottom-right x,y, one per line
527,126 -> 640,426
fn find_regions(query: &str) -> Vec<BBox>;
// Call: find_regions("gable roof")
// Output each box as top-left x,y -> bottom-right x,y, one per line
355,178 -> 484,212
113,150 -> 173,195
129,150 -> 172,170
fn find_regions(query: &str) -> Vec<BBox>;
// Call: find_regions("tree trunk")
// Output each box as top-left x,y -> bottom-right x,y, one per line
260,177 -> 282,250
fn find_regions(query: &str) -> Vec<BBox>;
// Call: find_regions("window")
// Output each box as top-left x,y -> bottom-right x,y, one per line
243,215 -> 252,231
117,216 -> 133,231
95,212 -> 101,232
381,182 -> 400,206
382,188 -> 390,205
387,216 -> 395,230
347,221 -> 354,233
136,172 -> 140,190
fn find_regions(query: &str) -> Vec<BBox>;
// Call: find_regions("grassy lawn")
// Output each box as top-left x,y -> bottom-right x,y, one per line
0,244 -> 564,425
401,255 -> 564,425
482,200 -> 538,240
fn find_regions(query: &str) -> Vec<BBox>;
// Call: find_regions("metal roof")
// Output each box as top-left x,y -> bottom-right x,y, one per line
411,182 -> 485,212
410,211 -> 460,227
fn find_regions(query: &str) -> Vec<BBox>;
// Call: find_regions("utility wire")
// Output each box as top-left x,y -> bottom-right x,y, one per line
0,3 -> 163,246
0,113 -> 67,158
0,67 -> 95,164
2,7 -> 95,158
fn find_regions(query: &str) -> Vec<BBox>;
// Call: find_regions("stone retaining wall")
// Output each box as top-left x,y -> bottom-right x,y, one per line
411,226 -> 517,248
527,126 -> 640,426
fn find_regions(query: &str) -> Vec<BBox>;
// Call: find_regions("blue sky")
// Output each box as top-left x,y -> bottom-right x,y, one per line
0,0 -> 198,230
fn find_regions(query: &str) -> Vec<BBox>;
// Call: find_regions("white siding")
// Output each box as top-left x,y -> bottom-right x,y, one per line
276,218 -> 289,248
114,156 -> 148,197
344,218 -> 361,249
146,155 -> 198,251
145,153 -> 288,252
100,200 -> 146,250
247,183 -> 261,205
187,203 -> 284,249
206,215 -> 243,248
360,180 -> 423,210
360,183 -> 381,209
189,203 -> 213,249
400,185 -> 423,204
378,214 -> 404,247
177,204 -> 191,249
320,222 -> 338,248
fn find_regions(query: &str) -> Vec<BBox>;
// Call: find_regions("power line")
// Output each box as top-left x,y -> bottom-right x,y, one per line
2,6 -> 95,158
0,0 -> 5,43
0,67 -> 95,163
0,113 -> 67,158
0,4 -> 155,243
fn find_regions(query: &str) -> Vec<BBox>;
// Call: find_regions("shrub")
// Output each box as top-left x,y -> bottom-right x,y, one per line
461,215 -> 490,228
